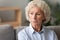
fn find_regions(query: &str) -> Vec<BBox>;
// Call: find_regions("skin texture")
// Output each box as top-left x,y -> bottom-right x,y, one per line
28,6 -> 46,32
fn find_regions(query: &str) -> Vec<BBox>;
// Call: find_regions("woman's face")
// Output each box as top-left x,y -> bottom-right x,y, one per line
28,6 -> 45,25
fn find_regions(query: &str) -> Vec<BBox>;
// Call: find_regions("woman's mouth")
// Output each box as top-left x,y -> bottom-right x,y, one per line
32,21 -> 37,23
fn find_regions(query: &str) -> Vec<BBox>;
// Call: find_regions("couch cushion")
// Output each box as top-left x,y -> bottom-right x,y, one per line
0,24 -> 14,40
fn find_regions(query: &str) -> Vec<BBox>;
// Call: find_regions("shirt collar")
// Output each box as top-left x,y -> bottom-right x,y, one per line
29,23 -> 45,34
29,23 -> 35,34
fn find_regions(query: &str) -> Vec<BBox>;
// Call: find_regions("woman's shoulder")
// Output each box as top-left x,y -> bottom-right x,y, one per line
44,27 -> 56,34
17,26 -> 30,40
44,27 -> 58,40
18,26 -> 30,35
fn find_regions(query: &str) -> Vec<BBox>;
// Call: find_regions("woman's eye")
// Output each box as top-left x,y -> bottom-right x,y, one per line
36,14 -> 40,15
30,13 -> 33,15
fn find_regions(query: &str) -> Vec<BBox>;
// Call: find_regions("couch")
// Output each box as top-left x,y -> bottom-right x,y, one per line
0,24 -> 60,40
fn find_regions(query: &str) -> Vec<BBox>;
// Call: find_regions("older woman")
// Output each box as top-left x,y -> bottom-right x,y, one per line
18,0 -> 58,40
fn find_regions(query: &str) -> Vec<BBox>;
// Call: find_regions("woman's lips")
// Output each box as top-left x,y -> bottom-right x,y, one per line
32,21 -> 37,23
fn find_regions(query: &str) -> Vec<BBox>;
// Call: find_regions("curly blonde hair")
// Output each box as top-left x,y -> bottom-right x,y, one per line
25,0 -> 51,23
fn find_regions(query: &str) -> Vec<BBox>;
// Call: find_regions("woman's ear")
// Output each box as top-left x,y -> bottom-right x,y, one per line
42,12 -> 46,21
43,17 -> 46,21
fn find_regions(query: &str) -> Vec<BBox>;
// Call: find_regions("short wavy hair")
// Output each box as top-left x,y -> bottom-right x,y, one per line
25,0 -> 51,24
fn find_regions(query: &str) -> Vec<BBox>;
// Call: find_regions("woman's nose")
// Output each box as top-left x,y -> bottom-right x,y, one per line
33,14 -> 36,19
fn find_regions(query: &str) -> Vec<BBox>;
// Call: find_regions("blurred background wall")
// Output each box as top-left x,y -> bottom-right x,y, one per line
0,0 -> 60,26
0,0 -> 30,26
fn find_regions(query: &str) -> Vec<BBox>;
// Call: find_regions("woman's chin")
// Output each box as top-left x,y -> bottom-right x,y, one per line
32,22 -> 38,25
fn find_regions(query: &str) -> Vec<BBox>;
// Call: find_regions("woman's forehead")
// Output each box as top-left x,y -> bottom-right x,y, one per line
30,6 -> 44,13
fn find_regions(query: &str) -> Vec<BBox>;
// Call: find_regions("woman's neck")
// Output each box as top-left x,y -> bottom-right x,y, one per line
32,24 -> 42,32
